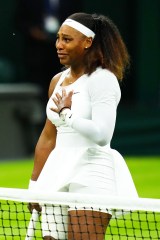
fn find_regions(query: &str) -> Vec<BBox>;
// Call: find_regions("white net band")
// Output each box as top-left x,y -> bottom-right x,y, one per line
0,187 -> 160,239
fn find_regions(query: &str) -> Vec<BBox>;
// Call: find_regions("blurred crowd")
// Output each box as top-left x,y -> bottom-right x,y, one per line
15,0 -> 83,105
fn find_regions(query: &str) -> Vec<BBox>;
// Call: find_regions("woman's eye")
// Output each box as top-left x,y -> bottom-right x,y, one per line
56,34 -> 59,39
64,38 -> 71,43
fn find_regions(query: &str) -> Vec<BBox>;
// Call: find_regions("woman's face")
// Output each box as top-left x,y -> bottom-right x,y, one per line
56,25 -> 88,66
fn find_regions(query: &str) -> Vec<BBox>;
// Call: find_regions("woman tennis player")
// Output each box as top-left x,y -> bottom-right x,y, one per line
28,12 -> 138,240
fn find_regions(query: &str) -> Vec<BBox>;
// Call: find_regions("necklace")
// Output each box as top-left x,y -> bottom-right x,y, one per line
65,69 -> 84,85
68,79 -> 73,84
61,76 -> 73,86
66,76 -> 74,85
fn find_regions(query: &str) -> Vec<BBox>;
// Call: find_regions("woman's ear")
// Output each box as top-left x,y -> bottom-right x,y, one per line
84,37 -> 93,49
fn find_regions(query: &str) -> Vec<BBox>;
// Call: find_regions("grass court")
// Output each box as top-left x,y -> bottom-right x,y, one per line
0,156 -> 160,239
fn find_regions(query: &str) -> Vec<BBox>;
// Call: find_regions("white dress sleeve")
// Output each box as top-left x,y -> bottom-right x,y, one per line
65,70 -> 121,146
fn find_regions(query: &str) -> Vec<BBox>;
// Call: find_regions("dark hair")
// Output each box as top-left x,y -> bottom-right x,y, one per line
67,12 -> 130,81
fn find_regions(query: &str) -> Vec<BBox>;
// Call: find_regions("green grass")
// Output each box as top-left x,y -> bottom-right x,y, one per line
0,158 -> 33,189
0,156 -> 160,239
126,156 -> 160,199
0,156 -> 160,198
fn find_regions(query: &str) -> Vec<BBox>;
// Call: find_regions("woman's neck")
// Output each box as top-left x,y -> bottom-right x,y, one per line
70,65 -> 85,77
62,67 -> 85,86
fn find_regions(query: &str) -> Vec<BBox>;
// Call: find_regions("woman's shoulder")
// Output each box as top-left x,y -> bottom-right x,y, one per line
48,68 -> 70,97
88,67 -> 119,88
87,67 -> 121,103
48,72 -> 62,98
93,67 -> 117,78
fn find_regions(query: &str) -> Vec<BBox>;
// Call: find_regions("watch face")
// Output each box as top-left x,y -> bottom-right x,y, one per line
60,112 -> 66,121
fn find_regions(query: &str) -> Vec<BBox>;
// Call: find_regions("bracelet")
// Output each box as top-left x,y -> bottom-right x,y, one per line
59,107 -> 71,116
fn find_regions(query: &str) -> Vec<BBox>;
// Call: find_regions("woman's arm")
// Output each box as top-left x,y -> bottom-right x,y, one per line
71,75 -> 120,146
31,118 -> 57,180
30,73 -> 62,181
53,72 -> 121,146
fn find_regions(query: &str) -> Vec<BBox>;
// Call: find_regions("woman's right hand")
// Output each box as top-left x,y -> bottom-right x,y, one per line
28,202 -> 42,214
51,89 -> 73,114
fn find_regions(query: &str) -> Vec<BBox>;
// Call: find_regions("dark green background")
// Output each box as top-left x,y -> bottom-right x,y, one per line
0,0 -> 160,156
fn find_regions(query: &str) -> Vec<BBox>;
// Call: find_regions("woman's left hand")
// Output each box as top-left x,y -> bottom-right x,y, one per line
51,88 -> 73,113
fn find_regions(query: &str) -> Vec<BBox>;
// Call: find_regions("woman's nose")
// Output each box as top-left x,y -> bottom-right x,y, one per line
56,40 -> 63,50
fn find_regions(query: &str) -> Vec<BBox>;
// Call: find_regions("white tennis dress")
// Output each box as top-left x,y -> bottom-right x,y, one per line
33,67 -> 138,239
35,67 -> 138,198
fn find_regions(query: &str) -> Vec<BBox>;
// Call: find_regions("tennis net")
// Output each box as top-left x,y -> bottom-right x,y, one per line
0,187 -> 160,239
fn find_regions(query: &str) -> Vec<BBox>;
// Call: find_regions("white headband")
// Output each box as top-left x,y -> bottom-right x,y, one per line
62,19 -> 95,39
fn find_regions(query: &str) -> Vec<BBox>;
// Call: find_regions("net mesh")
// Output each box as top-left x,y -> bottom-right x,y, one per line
0,188 -> 160,240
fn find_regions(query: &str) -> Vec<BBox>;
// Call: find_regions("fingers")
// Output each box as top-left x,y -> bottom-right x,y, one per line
62,88 -> 67,97
51,89 -> 73,113
58,88 -> 73,98
55,92 -> 62,101
28,203 -> 42,213
55,89 -> 67,99
52,97 -> 58,105
52,90 -> 73,103
50,107 -> 59,113
68,90 -> 74,98
55,89 -> 73,99
34,204 -> 42,212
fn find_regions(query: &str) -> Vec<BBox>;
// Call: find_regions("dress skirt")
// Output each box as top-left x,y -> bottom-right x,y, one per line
34,131 -> 138,239
35,131 -> 138,198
